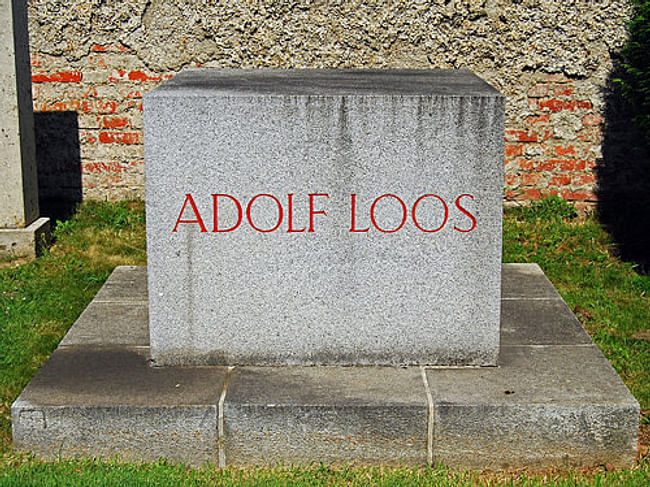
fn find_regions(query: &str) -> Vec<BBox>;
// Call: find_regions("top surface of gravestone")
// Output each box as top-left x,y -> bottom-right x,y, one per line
147,68 -> 502,97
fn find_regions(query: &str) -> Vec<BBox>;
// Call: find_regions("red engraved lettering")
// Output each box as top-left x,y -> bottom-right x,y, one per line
454,194 -> 477,233
370,194 -> 407,233
349,193 -> 369,233
246,194 -> 283,233
212,194 -> 242,233
172,194 -> 207,233
287,193 -> 306,233
308,193 -> 329,233
412,194 -> 448,233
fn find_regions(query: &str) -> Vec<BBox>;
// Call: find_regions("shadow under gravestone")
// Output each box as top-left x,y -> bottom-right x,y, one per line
34,111 -> 82,224
597,67 -> 650,274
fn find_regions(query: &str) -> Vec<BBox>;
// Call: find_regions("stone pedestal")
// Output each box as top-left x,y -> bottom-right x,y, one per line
0,0 -> 50,258
11,265 -> 639,468
144,69 -> 504,366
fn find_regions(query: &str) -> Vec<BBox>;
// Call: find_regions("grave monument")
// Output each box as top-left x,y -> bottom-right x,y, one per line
12,68 -> 639,469
145,69 -> 503,367
0,0 -> 49,257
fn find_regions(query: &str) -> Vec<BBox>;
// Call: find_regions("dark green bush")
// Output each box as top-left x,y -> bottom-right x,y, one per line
616,0 -> 650,143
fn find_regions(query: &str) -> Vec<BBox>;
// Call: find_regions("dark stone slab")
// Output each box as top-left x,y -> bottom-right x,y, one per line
500,298 -> 592,346
426,345 -> 639,470
60,301 -> 149,346
12,347 -> 226,464
148,68 -> 502,97
224,366 -> 428,465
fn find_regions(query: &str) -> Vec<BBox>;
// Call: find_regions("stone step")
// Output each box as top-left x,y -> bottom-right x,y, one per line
12,264 -> 639,469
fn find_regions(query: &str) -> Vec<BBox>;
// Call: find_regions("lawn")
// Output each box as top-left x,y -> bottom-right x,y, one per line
0,198 -> 648,486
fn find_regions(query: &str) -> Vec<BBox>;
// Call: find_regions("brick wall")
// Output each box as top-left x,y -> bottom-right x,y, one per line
26,1 -> 632,205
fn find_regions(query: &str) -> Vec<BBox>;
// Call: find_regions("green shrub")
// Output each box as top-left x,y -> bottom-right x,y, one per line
616,0 -> 650,144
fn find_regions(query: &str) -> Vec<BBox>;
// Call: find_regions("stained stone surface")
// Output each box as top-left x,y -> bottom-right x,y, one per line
145,69 -> 505,366
224,366 -> 428,465
11,265 -> 639,468
426,345 -> 639,469
12,347 -> 225,465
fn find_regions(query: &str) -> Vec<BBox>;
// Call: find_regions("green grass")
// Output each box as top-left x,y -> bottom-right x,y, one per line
0,198 -> 648,485
504,197 -> 650,413
0,460 -> 649,486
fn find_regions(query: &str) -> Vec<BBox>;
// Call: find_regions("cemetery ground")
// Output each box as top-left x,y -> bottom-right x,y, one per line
0,198 -> 648,486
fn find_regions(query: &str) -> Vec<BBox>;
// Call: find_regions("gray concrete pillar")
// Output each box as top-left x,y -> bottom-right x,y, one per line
0,0 -> 49,257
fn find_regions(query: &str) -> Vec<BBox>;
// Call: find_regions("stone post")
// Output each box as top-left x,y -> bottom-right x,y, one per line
0,0 -> 50,258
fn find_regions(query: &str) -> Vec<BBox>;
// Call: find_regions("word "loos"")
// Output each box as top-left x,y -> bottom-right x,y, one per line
172,193 -> 477,234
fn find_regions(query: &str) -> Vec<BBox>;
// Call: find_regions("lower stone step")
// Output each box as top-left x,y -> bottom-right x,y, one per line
12,264 -> 639,469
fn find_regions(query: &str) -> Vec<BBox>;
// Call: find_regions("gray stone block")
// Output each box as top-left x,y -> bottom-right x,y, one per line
500,298 -> 592,346
426,345 -> 639,470
105,265 -> 148,283
0,0 -> 39,230
501,263 -> 562,299
0,216 -> 50,258
145,69 -> 505,366
60,301 -> 149,347
12,347 -> 226,465
94,278 -> 148,302
224,366 -> 428,465
13,265 -> 639,469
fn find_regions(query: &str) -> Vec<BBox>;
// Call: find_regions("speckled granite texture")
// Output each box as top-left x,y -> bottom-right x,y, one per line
145,69 -> 504,366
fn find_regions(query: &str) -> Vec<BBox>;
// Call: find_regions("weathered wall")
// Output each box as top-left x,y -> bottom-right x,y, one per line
27,0 -> 631,204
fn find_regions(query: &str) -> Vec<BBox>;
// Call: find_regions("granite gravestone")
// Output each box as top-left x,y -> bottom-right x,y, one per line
144,69 -> 504,366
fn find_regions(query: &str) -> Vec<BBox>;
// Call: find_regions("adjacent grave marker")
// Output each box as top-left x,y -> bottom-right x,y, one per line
0,0 -> 49,257
144,69 -> 504,366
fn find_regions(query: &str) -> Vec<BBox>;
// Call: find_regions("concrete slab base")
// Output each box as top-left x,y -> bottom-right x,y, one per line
12,264 -> 639,469
0,217 -> 50,258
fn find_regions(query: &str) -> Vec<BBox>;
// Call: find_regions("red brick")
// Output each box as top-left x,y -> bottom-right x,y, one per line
505,144 -> 523,157
32,71 -> 82,83
518,159 -> 534,170
535,159 -> 586,171
573,173 -> 596,186
561,189 -> 596,201
128,70 -> 162,82
577,101 -> 592,110
91,43 -> 130,53
550,174 -> 572,186
581,113 -> 603,127
552,85 -> 574,96
538,99 -> 576,112
554,145 -> 576,156
540,189 -> 559,198
98,131 -> 141,144
83,161 -> 129,173
526,114 -> 550,126
102,116 -> 130,129
577,127 -> 602,142
504,174 -> 519,186
524,188 -> 541,199
520,173 -> 541,186
505,130 -> 538,142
